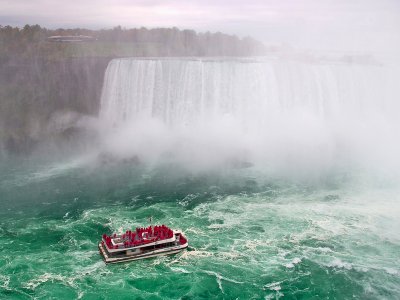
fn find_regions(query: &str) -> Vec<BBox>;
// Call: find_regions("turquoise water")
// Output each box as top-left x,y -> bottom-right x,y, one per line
1,157 -> 399,299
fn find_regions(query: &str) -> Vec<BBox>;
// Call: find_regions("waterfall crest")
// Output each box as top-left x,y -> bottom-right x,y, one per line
100,58 -> 397,125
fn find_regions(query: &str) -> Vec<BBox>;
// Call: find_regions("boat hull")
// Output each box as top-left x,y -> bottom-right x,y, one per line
98,242 -> 188,264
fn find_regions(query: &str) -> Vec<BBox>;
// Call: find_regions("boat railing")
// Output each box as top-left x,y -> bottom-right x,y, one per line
102,225 -> 175,251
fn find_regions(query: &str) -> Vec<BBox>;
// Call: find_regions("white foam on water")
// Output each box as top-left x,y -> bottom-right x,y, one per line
0,275 -> 10,290
384,268 -> 399,275
185,186 -> 400,285
178,193 -> 199,207
217,251 -> 241,260
264,281 -> 282,291
24,273 -> 76,290
204,270 -> 244,294
285,263 -> 295,269
185,227 -> 206,235
292,257 -> 301,264
179,250 -> 213,259
327,258 -> 353,270
285,257 -> 302,268
170,267 -> 192,274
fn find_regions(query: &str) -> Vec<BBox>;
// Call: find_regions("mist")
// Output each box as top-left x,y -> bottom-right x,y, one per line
86,57 -> 400,180
2,0 -> 400,53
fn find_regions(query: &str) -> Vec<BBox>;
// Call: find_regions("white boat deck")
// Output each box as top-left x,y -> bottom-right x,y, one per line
99,227 -> 188,264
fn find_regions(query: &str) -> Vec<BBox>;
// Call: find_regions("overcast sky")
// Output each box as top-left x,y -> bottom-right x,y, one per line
1,0 -> 400,52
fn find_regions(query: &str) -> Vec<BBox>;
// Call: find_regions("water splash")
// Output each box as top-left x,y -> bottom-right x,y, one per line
97,57 -> 400,177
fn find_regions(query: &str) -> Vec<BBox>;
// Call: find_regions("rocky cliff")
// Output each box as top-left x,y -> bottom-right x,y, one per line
0,56 -> 111,154
0,25 -> 266,156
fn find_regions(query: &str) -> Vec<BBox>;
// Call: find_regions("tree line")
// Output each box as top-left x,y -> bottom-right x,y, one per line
0,24 -> 266,59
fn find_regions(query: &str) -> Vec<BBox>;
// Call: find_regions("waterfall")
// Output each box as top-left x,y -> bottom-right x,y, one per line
98,57 -> 400,174
100,58 -> 397,125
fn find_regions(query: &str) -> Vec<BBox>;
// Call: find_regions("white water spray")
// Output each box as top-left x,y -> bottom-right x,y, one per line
98,57 -> 400,176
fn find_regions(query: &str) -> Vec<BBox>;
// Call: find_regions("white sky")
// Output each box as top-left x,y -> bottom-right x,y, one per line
1,0 -> 399,52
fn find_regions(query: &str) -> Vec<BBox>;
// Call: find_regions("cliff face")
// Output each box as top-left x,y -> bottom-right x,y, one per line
0,57 -> 111,154
0,25 -> 267,156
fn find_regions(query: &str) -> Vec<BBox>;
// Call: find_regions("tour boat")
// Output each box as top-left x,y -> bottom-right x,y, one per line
98,225 -> 188,264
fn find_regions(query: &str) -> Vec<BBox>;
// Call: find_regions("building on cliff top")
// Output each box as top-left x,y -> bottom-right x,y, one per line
47,35 -> 95,42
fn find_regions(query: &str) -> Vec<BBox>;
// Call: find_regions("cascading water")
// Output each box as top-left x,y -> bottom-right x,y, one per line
98,58 -> 400,175
100,58 -> 396,126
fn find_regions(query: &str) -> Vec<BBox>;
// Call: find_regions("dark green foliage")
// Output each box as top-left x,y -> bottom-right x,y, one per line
0,24 -> 266,59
